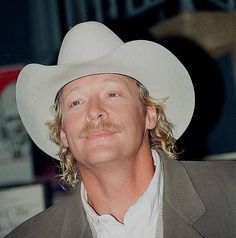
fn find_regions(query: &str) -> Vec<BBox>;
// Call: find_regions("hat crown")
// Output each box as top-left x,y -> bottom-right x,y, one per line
58,21 -> 124,65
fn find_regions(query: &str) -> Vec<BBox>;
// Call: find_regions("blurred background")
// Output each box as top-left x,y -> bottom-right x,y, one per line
0,0 -> 236,236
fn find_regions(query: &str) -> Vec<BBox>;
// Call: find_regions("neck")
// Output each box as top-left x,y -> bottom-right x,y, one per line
79,148 -> 155,223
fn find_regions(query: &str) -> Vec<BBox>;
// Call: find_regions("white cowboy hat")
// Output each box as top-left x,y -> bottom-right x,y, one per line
16,21 -> 195,160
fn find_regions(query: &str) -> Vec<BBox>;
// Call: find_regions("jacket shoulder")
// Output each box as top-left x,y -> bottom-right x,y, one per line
181,160 -> 236,236
180,160 -> 236,198
162,157 -> 236,237
5,192 -> 76,238
181,160 -> 236,179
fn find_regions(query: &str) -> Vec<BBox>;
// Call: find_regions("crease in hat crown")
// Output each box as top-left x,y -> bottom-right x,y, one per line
16,21 -> 195,160
58,22 -> 124,65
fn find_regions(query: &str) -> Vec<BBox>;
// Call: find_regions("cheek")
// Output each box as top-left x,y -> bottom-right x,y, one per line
116,98 -> 144,117
121,106 -> 146,131
62,114 -> 82,139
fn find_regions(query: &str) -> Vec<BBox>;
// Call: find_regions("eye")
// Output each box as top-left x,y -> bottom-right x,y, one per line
108,92 -> 120,97
70,100 -> 83,108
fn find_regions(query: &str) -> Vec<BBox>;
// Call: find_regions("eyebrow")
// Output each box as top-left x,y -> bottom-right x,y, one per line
61,75 -> 134,99
104,74 -> 137,88
62,86 -> 82,99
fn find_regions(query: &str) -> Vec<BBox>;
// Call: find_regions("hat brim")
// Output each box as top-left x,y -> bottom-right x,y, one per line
16,40 -> 194,160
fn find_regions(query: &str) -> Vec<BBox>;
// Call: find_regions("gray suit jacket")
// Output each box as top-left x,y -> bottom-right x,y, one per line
6,156 -> 236,238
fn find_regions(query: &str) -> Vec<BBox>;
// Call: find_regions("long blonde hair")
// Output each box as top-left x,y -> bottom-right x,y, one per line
46,79 -> 177,189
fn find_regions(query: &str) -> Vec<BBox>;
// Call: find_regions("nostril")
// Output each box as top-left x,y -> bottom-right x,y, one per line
86,111 -> 107,122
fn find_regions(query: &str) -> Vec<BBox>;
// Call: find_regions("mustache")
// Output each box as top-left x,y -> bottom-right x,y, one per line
78,121 -> 123,138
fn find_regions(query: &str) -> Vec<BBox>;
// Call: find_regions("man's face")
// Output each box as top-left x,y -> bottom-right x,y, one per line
59,74 -> 156,170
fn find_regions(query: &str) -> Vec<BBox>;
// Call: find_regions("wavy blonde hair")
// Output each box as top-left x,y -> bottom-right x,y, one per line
46,78 -> 177,190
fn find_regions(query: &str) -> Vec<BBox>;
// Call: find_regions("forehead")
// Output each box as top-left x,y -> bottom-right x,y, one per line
60,73 -> 138,96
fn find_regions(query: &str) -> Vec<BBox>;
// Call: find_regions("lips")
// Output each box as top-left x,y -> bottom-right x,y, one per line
85,131 -> 115,140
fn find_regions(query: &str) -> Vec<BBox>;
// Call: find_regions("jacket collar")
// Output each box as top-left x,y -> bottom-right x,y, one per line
58,151 -> 207,238
161,152 -> 206,237
60,188 -> 93,238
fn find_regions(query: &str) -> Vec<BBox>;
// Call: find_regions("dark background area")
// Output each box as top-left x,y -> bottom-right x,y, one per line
0,0 -> 236,171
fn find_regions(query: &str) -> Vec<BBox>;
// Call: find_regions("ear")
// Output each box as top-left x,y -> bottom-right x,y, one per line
60,127 -> 69,147
145,106 -> 157,130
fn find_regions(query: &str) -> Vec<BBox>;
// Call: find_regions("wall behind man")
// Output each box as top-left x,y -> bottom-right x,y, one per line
0,0 -> 235,160
0,0 -> 62,65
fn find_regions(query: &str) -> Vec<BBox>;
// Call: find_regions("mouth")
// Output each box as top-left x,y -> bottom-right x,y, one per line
85,131 -> 115,140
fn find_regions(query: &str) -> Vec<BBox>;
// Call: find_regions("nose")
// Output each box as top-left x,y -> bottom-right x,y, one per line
85,97 -> 108,122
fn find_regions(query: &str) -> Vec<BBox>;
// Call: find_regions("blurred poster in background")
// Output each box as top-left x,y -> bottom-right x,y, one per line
0,66 -> 33,186
0,182 -> 50,237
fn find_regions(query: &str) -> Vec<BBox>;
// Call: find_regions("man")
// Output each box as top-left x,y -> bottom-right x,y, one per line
7,21 -> 236,238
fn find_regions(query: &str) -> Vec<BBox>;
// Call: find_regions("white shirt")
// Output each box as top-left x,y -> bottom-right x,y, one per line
81,150 -> 164,238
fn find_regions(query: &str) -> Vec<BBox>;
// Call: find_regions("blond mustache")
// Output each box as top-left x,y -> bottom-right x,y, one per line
78,121 -> 123,139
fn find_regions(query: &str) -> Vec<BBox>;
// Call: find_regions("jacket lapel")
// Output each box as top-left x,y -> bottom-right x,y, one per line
58,153 -> 207,238
162,156 -> 206,238
59,189 -> 93,238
